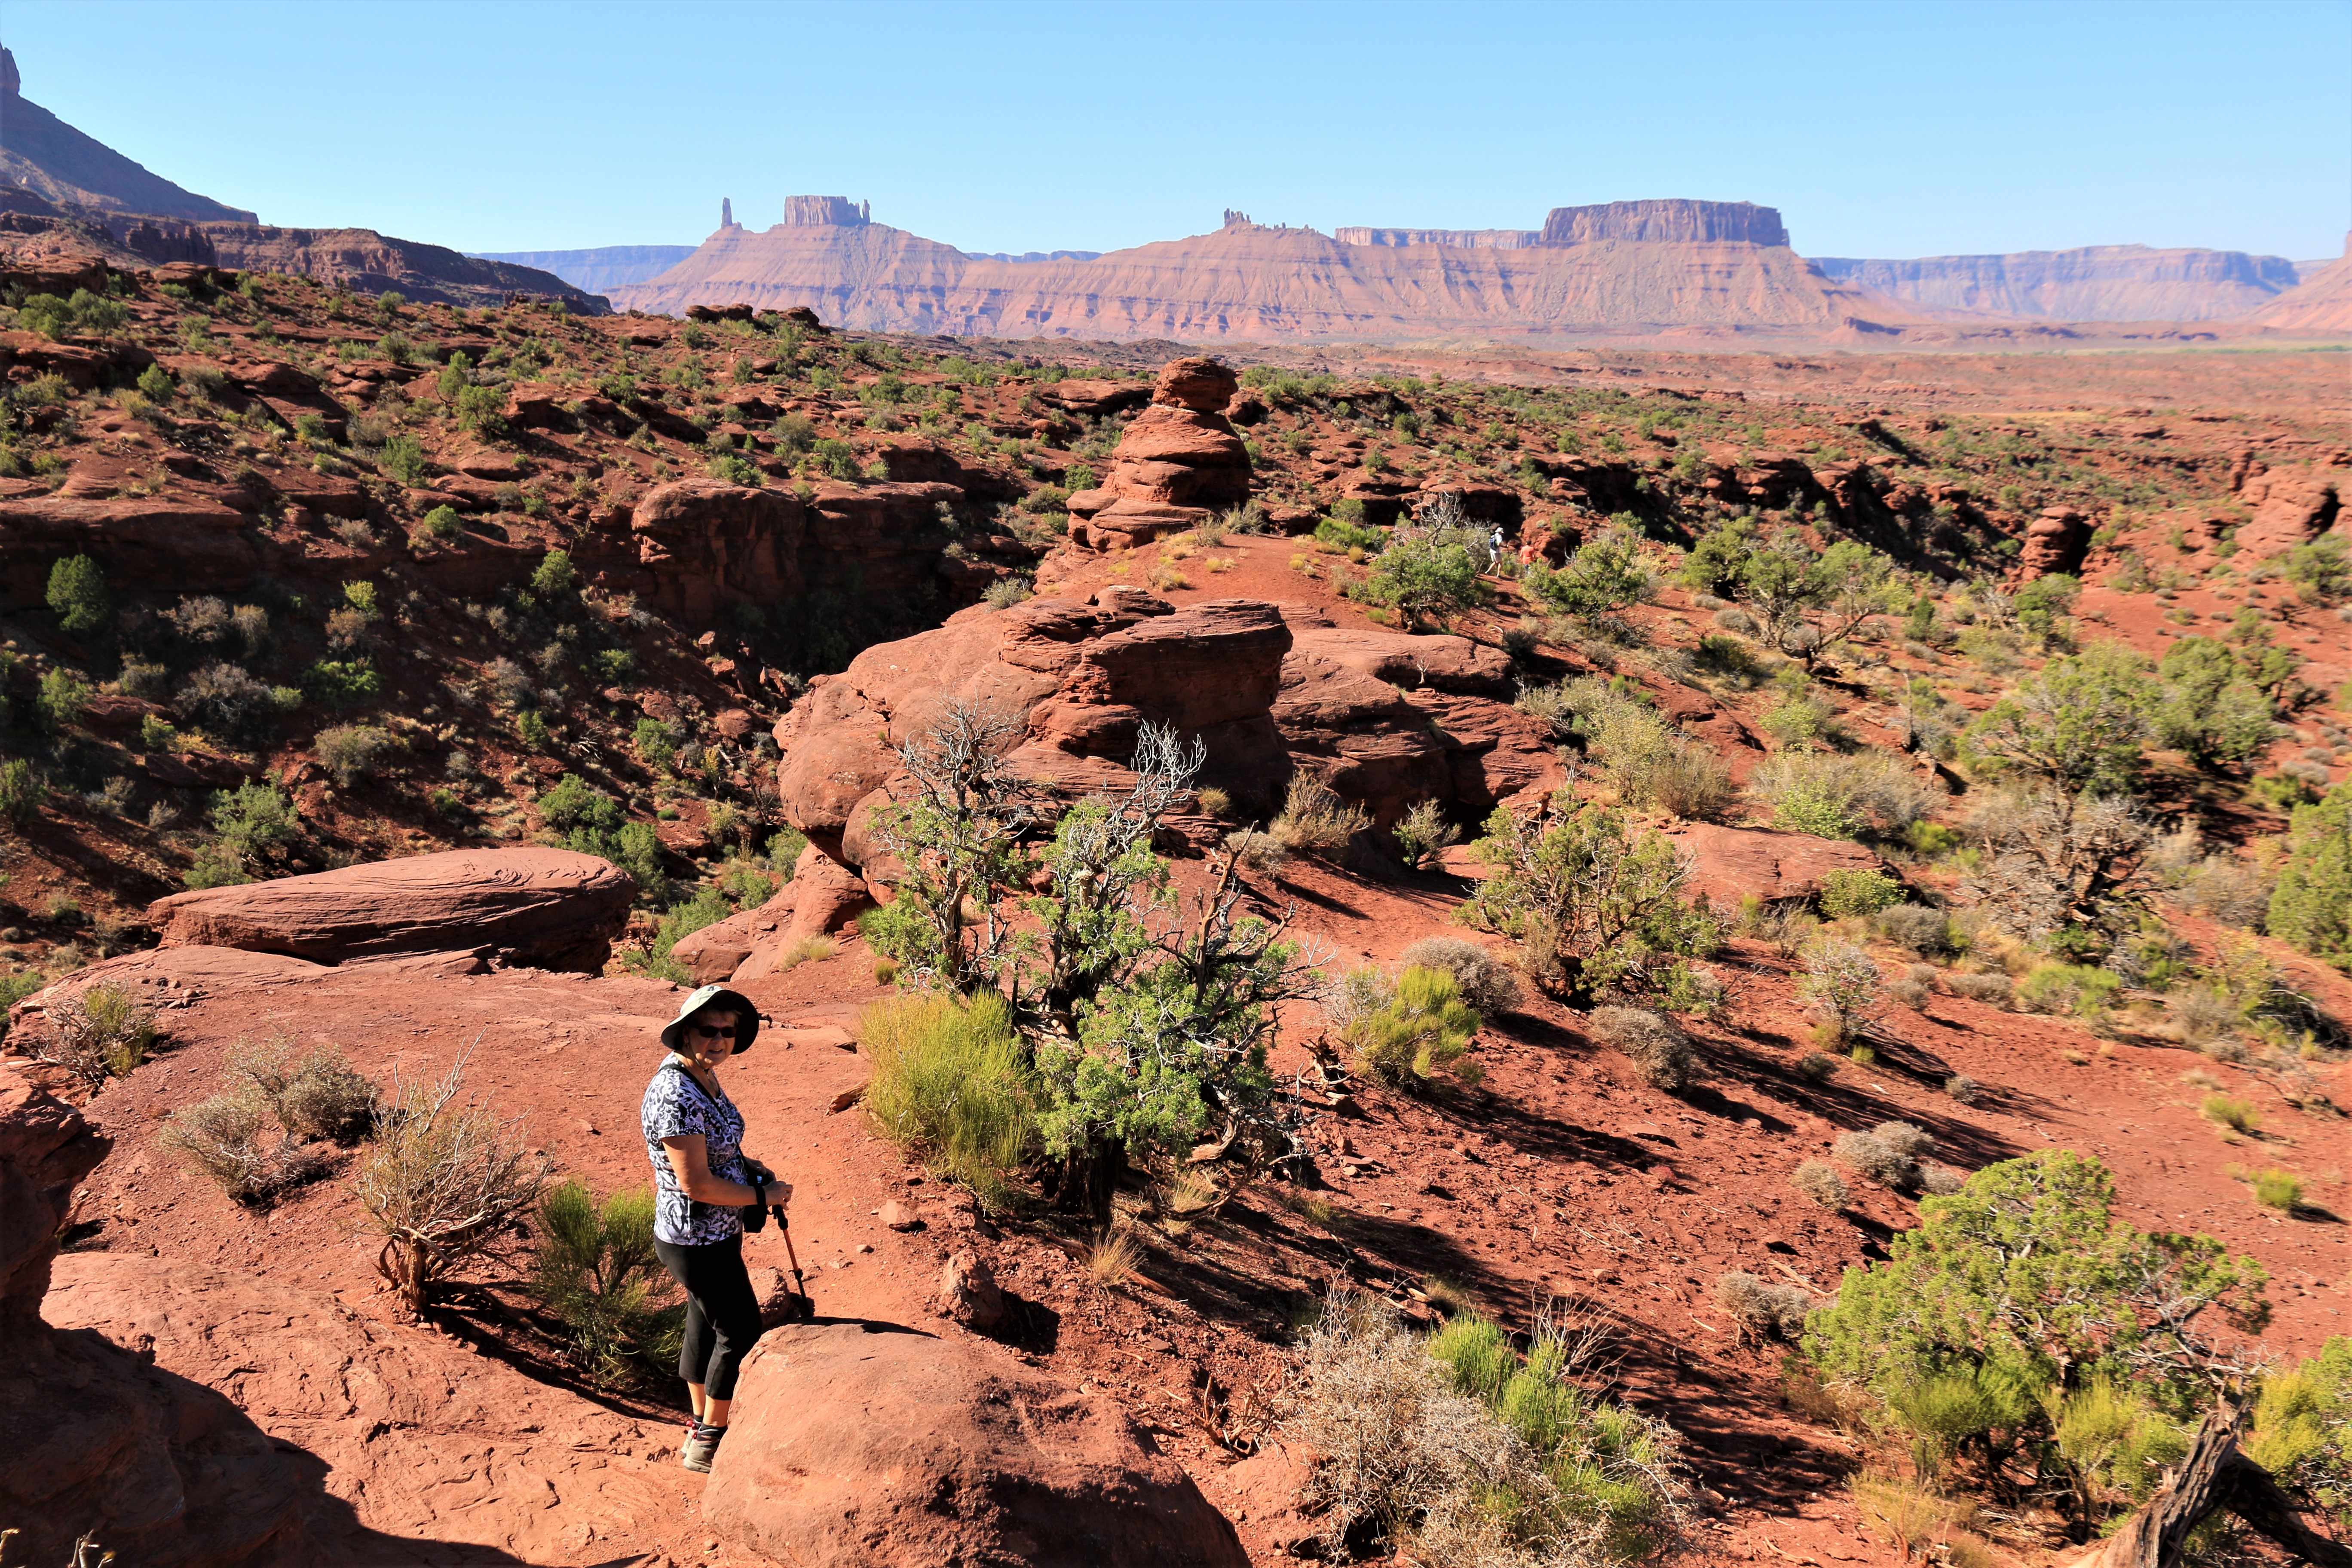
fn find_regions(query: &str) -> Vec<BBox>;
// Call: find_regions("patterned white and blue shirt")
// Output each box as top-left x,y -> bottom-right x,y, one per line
641,1059 -> 751,1246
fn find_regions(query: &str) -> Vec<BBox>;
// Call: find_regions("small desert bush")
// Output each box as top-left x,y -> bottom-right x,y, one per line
1945,1074 -> 1981,1105
1616,741 -> 1735,821
37,982 -> 156,1090
357,1051 -> 551,1314
983,575 -> 1033,609
1944,971 -> 2014,1008
532,1179 -> 683,1386
1271,773 -> 1369,855
1749,750 -> 1937,842
2015,962 -> 2121,1022
1194,785 -> 1233,818
1085,1225 -> 1144,1287
1796,938 -> 1880,1046
2251,1168 -> 2303,1212
2201,1093 -> 2260,1135
1817,869 -> 1902,921
1392,799 -> 1461,869
1225,826 -> 1289,873
1873,902 -> 1958,958
314,723 -> 401,787
1836,1121 -> 1931,1189
1396,936 -> 1522,1017
1716,1271 -> 1813,1342
1350,966 -> 1483,1091
2168,986 -> 2241,1047
227,1035 -> 380,1141
1322,965 -> 1396,1037
163,1092 -> 328,1205
1791,1160 -> 1848,1209
859,990 -> 1034,1207
1290,1292 -> 1685,1567
1590,1005 -> 1695,1091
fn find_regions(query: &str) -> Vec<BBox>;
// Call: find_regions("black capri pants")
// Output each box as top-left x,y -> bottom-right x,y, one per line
653,1232 -> 765,1400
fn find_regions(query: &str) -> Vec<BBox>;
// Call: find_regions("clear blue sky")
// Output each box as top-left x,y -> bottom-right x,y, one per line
7,0 -> 2347,261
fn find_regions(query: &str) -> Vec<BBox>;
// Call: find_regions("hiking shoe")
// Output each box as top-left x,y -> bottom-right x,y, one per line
680,1423 -> 724,1474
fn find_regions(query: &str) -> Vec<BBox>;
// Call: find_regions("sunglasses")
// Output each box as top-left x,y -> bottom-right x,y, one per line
688,1024 -> 738,1041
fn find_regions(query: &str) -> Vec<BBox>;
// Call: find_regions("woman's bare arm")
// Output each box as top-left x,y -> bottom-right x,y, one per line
661,1134 -> 775,1207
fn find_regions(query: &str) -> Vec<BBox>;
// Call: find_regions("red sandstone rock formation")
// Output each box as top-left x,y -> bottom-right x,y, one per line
1066,357 -> 1250,547
2250,234 -> 2352,334
703,1321 -> 1247,1567
2234,466 -> 2344,557
145,846 -> 635,971
1657,823 -> 1884,908
669,841 -> 874,984
607,202 -> 1905,340
2020,504 -> 2091,577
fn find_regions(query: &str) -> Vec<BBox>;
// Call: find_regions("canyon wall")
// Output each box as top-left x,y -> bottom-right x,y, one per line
0,46 -> 256,223
609,200 -> 1896,340
1813,244 -> 2302,322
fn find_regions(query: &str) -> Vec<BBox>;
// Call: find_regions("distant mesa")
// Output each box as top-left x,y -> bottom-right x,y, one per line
2248,231 -> 2352,334
1537,199 -> 1790,247
782,194 -> 870,227
1814,244 -> 2306,322
1335,227 -> 1536,250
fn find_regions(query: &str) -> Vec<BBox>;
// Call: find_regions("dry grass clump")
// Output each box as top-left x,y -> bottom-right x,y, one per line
1396,936 -> 1522,1017
1194,785 -> 1234,818
1321,965 -> 1395,1036
1224,826 -> 1289,873
775,934 -> 836,971
1350,967 -> 1483,1092
1271,774 -> 1370,855
1589,1006 -> 1696,1092
164,1036 -> 378,1205
36,982 -> 156,1090
2166,986 -> 2239,1048
1850,1474 -> 1980,1562
1886,964 -> 1936,1011
859,990 -> 1033,1207
1944,1074 -> 1981,1104
1835,1121 -> 1932,1189
1086,1224 -> 1143,1287
1715,1271 -> 1814,1342
2200,1093 -> 2260,1136
1918,1164 -> 1967,1196
2251,1168 -> 2303,1212
1790,1159 -> 1848,1209
1793,1050 -> 1838,1083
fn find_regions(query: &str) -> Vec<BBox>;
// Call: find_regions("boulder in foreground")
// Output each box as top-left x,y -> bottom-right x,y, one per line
704,1322 -> 1248,1567
146,846 -> 634,971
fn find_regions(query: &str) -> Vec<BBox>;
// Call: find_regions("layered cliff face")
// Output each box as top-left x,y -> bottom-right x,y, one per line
0,46 -> 257,223
609,200 -> 1894,340
1332,226 -> 1537,249
199,224 -> 612,313
1813,245 -> 2302,322
2249,235 -> 2352,334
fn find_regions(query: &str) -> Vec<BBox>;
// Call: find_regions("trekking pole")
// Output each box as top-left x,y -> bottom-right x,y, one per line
773,1204 -> 812,1320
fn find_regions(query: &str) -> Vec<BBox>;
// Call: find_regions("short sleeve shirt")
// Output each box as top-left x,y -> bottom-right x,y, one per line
641,1060 -> 750,1246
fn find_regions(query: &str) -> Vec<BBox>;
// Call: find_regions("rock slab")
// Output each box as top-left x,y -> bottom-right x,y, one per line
146,846 -> 634,971
704,1321 -> 1248,1567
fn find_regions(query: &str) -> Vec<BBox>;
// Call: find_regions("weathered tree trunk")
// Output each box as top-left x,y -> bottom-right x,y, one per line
2061,1403 -> 2352,1568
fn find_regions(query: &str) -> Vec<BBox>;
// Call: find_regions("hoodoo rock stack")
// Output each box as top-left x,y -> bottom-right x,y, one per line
1066,357 -> 1250,548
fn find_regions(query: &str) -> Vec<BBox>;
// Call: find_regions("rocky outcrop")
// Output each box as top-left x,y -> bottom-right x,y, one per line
2249,236 -> 2352,334
1659,824 -> 1883,908
2234,466 -> 2343,557
668,842 -> 874,985
2021,505 -> 2090,578
1538,199 -> 1791,248
0,1066 -> 309,1565
704,1322 -> 1248,1567
1067,358 -> 1250,547
196,224 -> 607,312
0,493 -> 259,611
777,593 -> 1558,869
145,847 -> 635,971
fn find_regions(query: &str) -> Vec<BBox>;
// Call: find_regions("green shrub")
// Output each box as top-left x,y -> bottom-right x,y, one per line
631,885 -> 730,984
2016,962 -> 2121,1020
529,549 -> 578,598
810,436 -> 860,479
2201,1093 -> 2260,1134
208,780 -> 298,872
2268,782 -> 2351,970
632,716 -> 677,768
380,433 -> 428,485
2282,534 -> 2351,606
453,382 -> 507,436
418,503 -> 461,541
1391,799 -> 1461,870
515,710 -> 551,750
2252,1169 -> 2303,1212
30,664 -> 88,732
38,983 -> 157,1090
45,554 -> 110,637
1819,869 -> 1902,920
314,723 -> 400,787
1363,532 -> 1485,629
1349,965 -> 1482,1090
532,1179 -> 682,1386
1313,514 -> 1386,553
0,759 -> 37,826
305,658 -> 382,708
859,990 -> 1034,1207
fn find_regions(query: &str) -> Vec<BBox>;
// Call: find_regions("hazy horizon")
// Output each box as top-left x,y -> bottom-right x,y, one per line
5,0 -> 2347,262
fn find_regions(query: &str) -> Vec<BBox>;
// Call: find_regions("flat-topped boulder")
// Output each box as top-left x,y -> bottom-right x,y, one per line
704,1321 -> 1247,1568
1657,823 -> 1883,907
145,847 -> 634,971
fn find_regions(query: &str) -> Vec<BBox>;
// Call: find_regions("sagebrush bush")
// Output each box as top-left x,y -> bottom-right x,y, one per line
38,983 -> 156,1090
1350,966 -> 1483,1091
1395,937 -> 1522,1017
2016,962 -> 2120,1021
1589,1005 -> 1695,1091
1943,970 -> 2014,1008
1791,1159 -> 1848,1208
1837,1121 -> 1931,1188
162,1091 -> 327,1204
1750,750 -> 1937,842
1271,773 -> 1369,854
1874,902 -> 1958,958
357,1053 -> 550,1314
1818,869 -> 1902,920
314,723 -> 401,787
227,1035 -> 379,1141
859,990 -> 1034,1207
533,1179 -> 682,1386
1716,1271 -> 1813,1342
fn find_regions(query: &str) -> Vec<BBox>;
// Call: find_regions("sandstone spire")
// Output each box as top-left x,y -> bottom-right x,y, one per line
721,196 -> 735,228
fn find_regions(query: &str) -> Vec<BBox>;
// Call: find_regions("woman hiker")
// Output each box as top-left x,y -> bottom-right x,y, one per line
642,984 -> 787,1474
